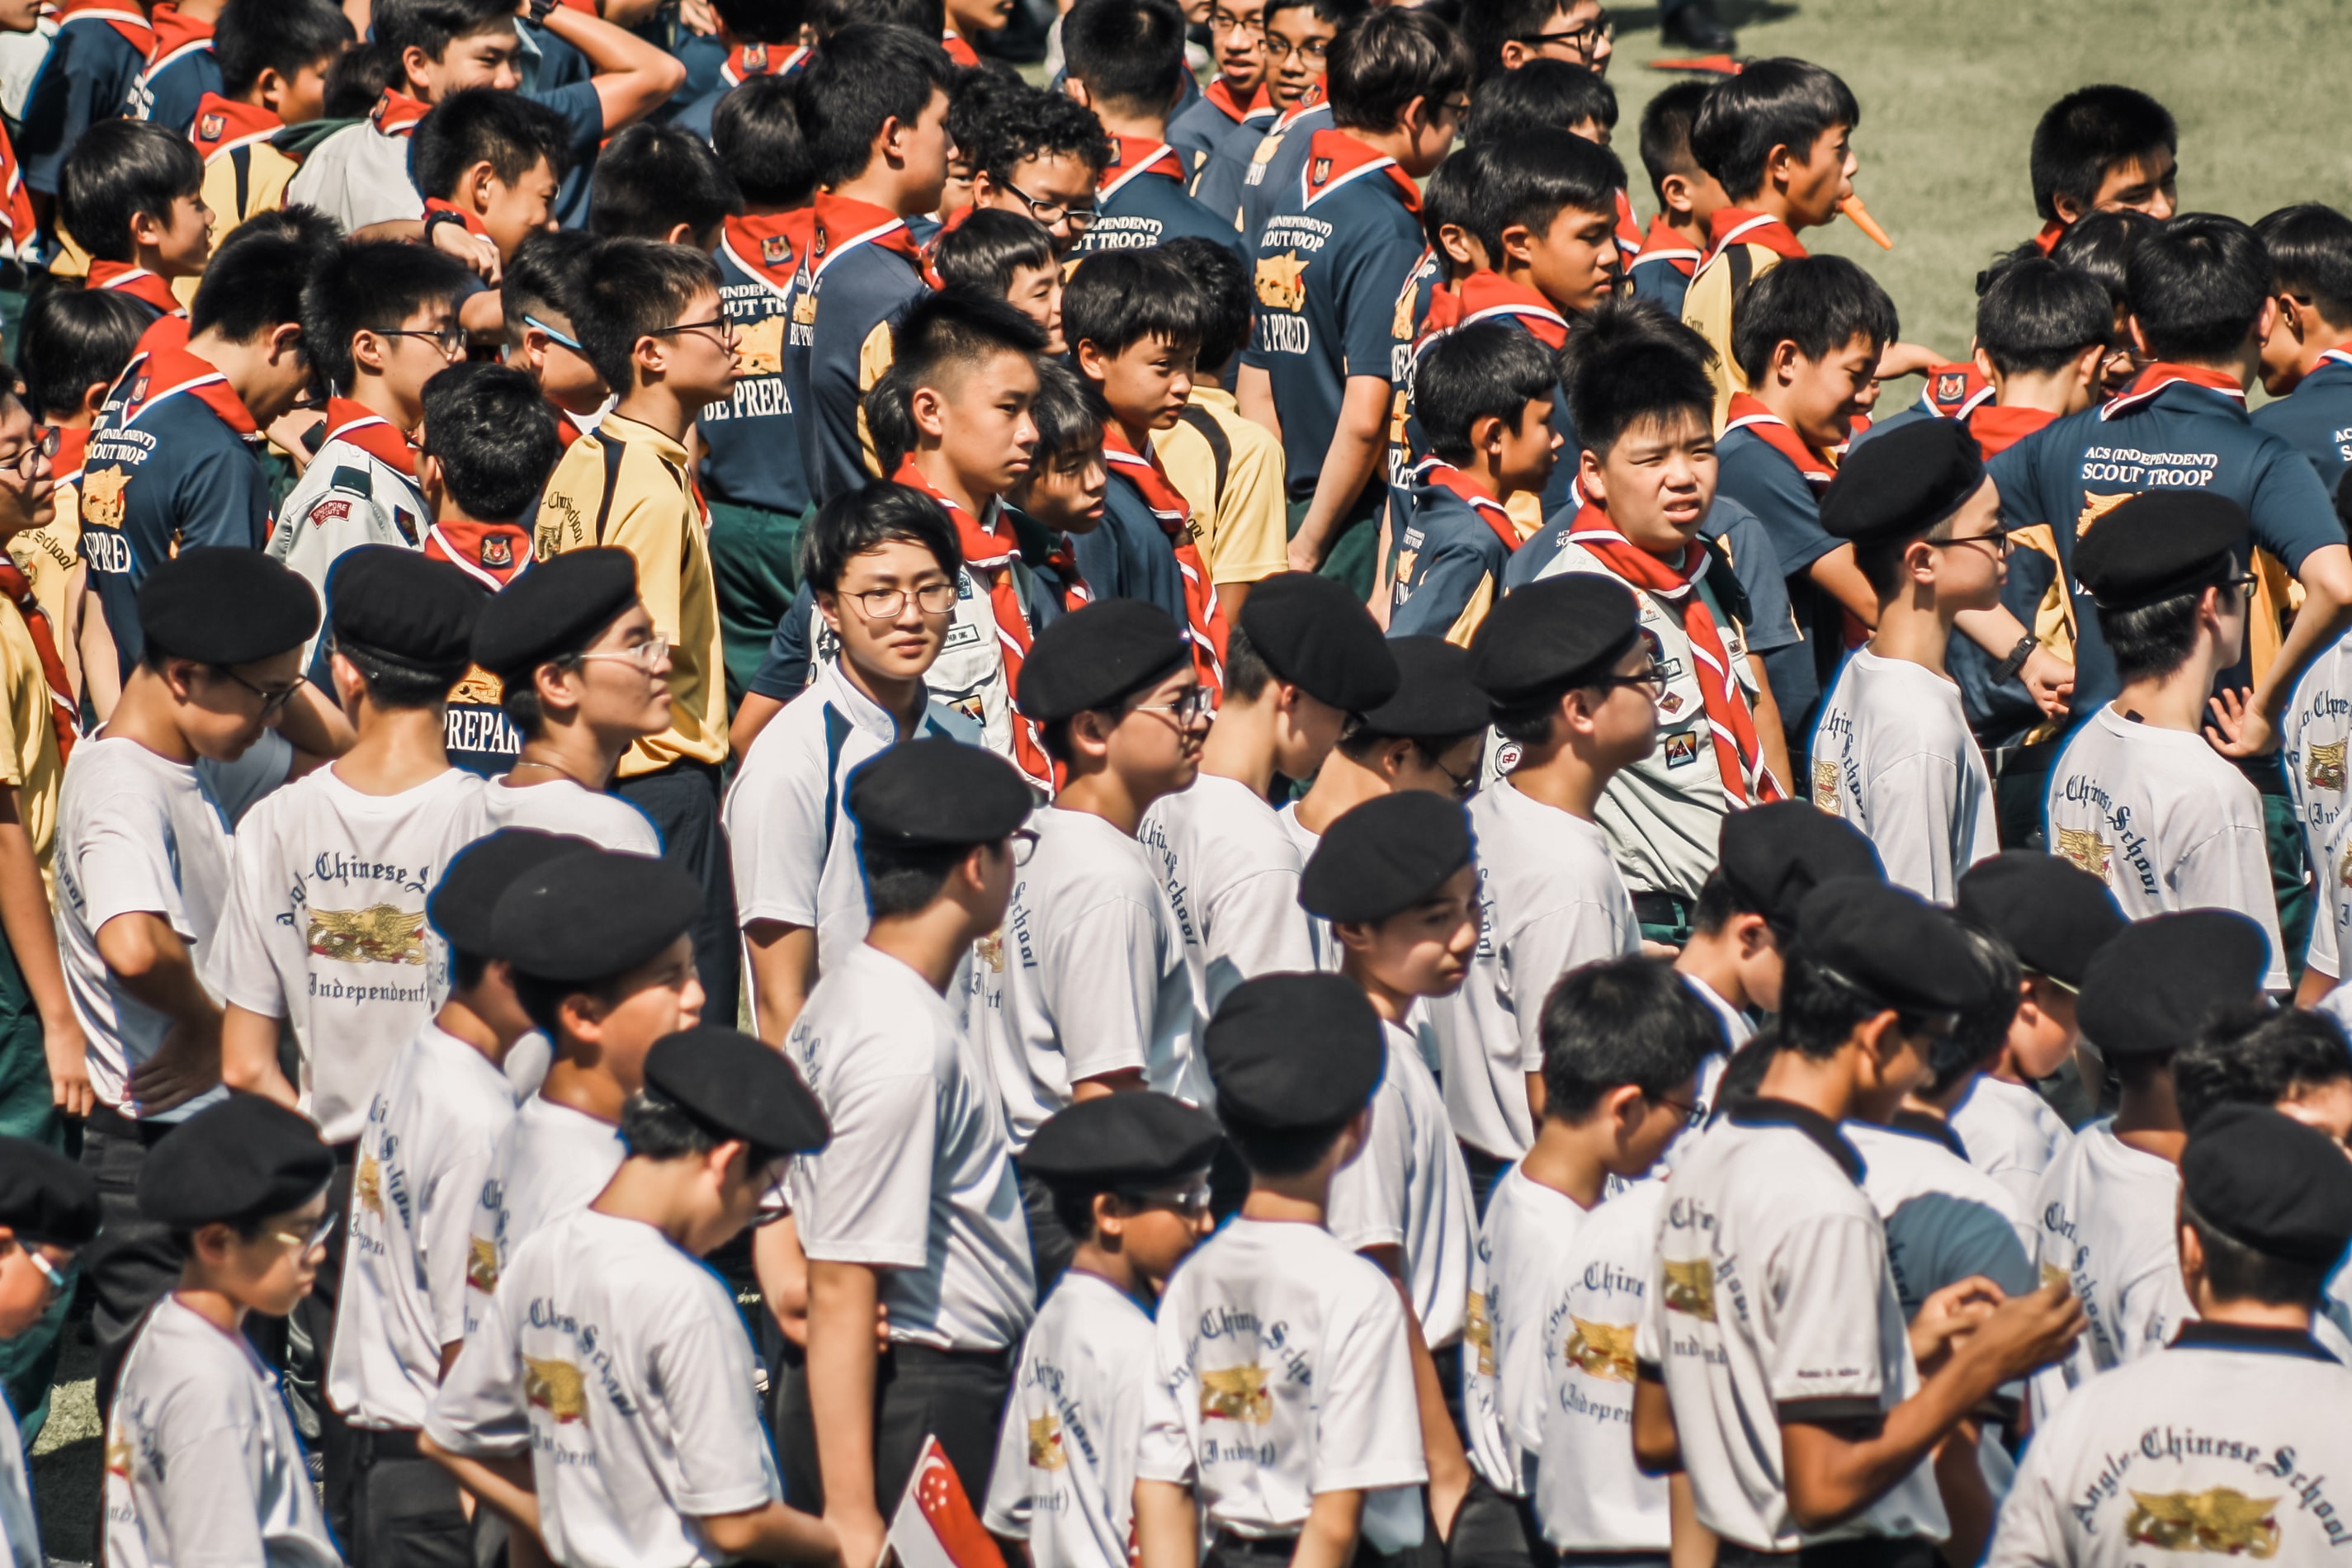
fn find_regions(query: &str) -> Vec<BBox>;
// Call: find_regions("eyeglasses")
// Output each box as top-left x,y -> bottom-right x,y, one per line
1261,33 -> 1329,64
1649,1091 -> 1704,1128
0,426 -> 57,484
999,179 -> 1098,231
1435,97 -> 1473,120
649,317 -> 739,349
2223,572 -> 2260,602
522,313 -> 583,352
1932,527 -> 2015,560
1123,1183 -> 1214,1219
271,1214 -> 338,1255
1210,8 -> 1263,35
380,324 -> 469,358
1009,827 -> 1041,867
1590,662 -> 1669,701
18,1244 -> 65,1301
1438,757 -> 1479,800
1517,14 -> 1613,53
848,583 -> 960,620
1131,686 -> 1216,725
573,636 -> 673,673
223,668 -> 303,716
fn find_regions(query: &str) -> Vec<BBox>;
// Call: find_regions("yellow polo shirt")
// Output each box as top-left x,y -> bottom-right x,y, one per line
0,593 -> 62,886
1152,385 -> 1289,586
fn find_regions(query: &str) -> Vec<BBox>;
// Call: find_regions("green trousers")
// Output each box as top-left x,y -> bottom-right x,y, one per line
1285,484 -> 1384,603
707,498 -> 805,711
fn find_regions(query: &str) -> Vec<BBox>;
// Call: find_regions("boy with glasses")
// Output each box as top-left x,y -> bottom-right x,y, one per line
1190,0 -> 1360,243
1460,0 -> 1615,78
1167,0 -> 1273,173
1065,0 -> 1244,258
965,84 -> 1110,261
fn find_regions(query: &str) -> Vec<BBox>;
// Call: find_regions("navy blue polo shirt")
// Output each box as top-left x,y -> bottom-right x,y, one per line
1076,139 -> 1246,259
134,39 -> 219,133
20,10 -> 149,205
1713,423 -> 1840,739
2251,353 -> 2352,498
701,214 -> 810,517
1449,272 -> 1580,517
1238,101 -> 1330,257
1169,84 -> 1269,177
1191,111 -> 1270,232
1383,249 -> 1444,522
784,196 -> 929,507
1628,253 -> 1691,318
1072,470 -> 1188,629
1387,470 -> 1513,641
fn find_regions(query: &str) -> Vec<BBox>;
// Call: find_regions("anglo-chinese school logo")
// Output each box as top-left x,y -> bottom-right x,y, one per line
1463,1290 -> 1495,1376
197,111 -> 224,142
1199,1364 -> 1273,1424
354,1152 -> 383,1217
105,1429 -> 132,1480
1254,252 -> 1306,312
1660,1258 -> 1716,1322
524,1356 -> 588,1423
1562,1318 -> 1637,1384
1027,1415 -> 1066,1471
2123,1487 -> 2281,1558
2041,1262 -> 2071,1293
79,466 -> 130,531
466,1236 -> 499,1295
2310,739 -> 2347,792
2054,826 -> 2113,882
307,904 -> 428,965
2074,488 -> 2136,540
1812,759 -> 1840,810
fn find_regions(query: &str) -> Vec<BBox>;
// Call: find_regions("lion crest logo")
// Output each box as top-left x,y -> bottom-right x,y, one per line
79,465 -> 130,531
2310,739 -> 2347,793
1254,252 -> 1306,312
2054,826 -> 2113,882
1199,1364 -> 1273,1424
1562,1318 -> 1638,1384
523,1357 -> 588,1423
1660,1258 -> 1716,1322
1811,759 -> 1840,810
105,1430 -> 133,1480
197,111 -> 225,143
1027,1415 -> 1066,1471
307,904 -> 428,966
354,1153 -> 383,1217
763,233 -> 791,267
2123,1488 -> 2281,1558
466,1236 -> 499,1296
2041,1262 -> 2071,1294
742,43 -> 768,72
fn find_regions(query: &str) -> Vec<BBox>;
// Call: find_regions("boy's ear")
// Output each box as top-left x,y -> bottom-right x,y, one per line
1660,171 -> 1696,217
1469,411 -> 1505,456
1497,222 -> 1534,266
77,380 -> 108,423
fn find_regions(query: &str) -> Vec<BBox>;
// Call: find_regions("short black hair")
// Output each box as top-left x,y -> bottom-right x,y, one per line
1061,0 -> 1186,117
1159,236 -> 1254,380
1690,863 -> 1775,938
334,637 -> 461,710
933,208 -> 1055,300
2184,1196 -> 2329,1309
1421,139 -> 1486,261
2175,1007 -> 2352,1131
421,362 -> 560,522
188,228 -> 314,343
2257,204 -> 2352,333
1777,942 -> 1914,1060
1219,1106 -> 1357,1178
1562,297 -> 1717,456
960,81 -> 1109,187
59,119 -> 203,263
811,0 -> 941,36
1264,0 -> 1370,29
300,238 -> 471,392
411,87 -> 573,205
215,0 -> 353,99
1729,253 -> 1899,385
2029,85 -> 2176,225
590,123 -> 743,242
1538,955 -> 1717,1122
1458,0 -> 1570,80
620,1090 -> 783,1171
2126,213 -> 2269,364
893,289 -> 1046,402
322,39 -> 401,119
1638,78 -> 1709,210
1924,925 -> 2022,1095
711,0 -> 805,45
2098,583 -> 2226,687
375,0 -> 513,67
512,967 -> 645,1041
1975,255 -> 2115,377
715,75 -> 815,209
795,23 -> 958,191
1415,321 -> 1555,465
1027,356 -> 1101,465
1688,58 -> 1858,203
802,479 -> 961,593
1327,7 -> 1472,135
1063,248 -> 1204,360
1462,57 -> 1615,148
576,239 -> 725,394
17,288 -> 149,421
860,835 -> 991,919
2047,205 -> 2159,307
501,227 -> 597,347
1467,125 -> 1623,266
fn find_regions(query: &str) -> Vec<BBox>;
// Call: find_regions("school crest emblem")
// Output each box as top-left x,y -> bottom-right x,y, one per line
1391,286 -> 1415,340
975,928 -> 1004,973
198,111 -> 224,142
1562,1318 -> 1637,1384
307,904 -> 429,966
354,1152 -> 383,1217
79,465 -> 130,531
1662,733 -> 1700,768
2123,1487 -> 2281,1558
1660,1258 -> 1716,1321
738,315 -> 787,378
1811,759 -> 1840,810
2054,825 -> 2113,882
743,43 -> 768,71
792,292 -> 819,327
1392,549 -> 1417,588
1027,1415 -> 1066,1470
1199,1364 -> 1273,1424
1311,157 -> 1332,187
1464,1290 -> 1495,1377
1254,252 -> 1306,312
479,533 -> 514,570
451,666 -> 503,707
2310,739 -> 2347,792
523,1356 -> 588,1423
1934,370 -> 1967,408
467,1236 -> 499,1295
2073,487 -> 2136,540
762,233 -> 791,267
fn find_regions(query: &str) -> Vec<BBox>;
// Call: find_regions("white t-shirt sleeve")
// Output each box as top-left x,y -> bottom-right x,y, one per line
795,1069 -> 936,1269
1981,1410 -> 2072,1567
1506,900 -> 1627,1070
1311,1273 -> 1429,1494
145,1389 -> 280,1568
1325,1084 -> 1408,1254
1135,1306 -> 1198,1487
424,1288 -> 531,1457
201,823 -> 288,1018
72,793 -> 190,936
1764,1211 -> 1890,1419
725,743 -> 828,928
981,1371 -> 1032,1537
1859,748 -> 1968,904
1041,897 -> 1163,1085
654,1296 -> 781,1517
424,1131 -> 499,1349
1204,867 -> 1315,981
2174,817 -> 2288,990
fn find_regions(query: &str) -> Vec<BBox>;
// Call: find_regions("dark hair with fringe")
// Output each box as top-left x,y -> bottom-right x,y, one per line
300,237 -> 472,390
2256,204 -> 2352,332
1637,78 -> 1709,210
1688,57 -> 1858,203
800,478 -> 962,593
1415,321 -> 1556,465
1974,255 -> 2115,376
1466,125 -> 1623,266
575,239 -> 726,394
1062,248 -> 1204,359
17,288 -> 148,420
1328,7 -> 1472,135
1538,955 -> 1718,1121
2028,85 -> 2175,224
1462,57 -> 1615,148
412,87 -> 573,204
794,23 -> 958,190
59,120 -> 203,263
215,0 -> 354,98
1729,253 -> 1898,385
1562,297 -> 1717,456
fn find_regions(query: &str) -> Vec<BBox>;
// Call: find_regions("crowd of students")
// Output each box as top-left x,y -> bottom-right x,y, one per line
0,0 -> 2331,1566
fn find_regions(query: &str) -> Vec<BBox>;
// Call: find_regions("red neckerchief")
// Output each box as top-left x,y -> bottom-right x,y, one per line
371,87 -> 430,139
142,2 -> 210,71
941,30 -> 980,65
1301,128 -> 1419,213
51,427 -> 88,488
1632,214 -> 1702,277
1270,78 -> 1327,134
321,396 -> 419,478
2030,219 -> 2066,256
0,123 -> 29,259
1454,270 -> 1569,349
1203,78 -> 1273,126
721,41 -> 807,87
2320,347 -> 2352,374
1967,404 -> 2055,457
551,404 -> 588,449
2099,361 -> 2246,421
54,0 -> 150,54
1562,503 -> 1784,807
1613,188 -> 1644,258
88,261 -> 184,317
1704,207 -> 1807,267
1414,278 -> 1461,347
810,192 -> 924,280
422,195 -> 495,244
890,458 -> 1056,790
425,517 -> 530,589
1921,362 -> 1994,420
190,92 -> 280,162
723,209 -> 814,295
1099,135 -> 1186,200
116,333 -> 259,436
1098,425 -> 1229,695
1420,462 -> 1519,553
1722,392 -> 1835,492
0,560 -> 76,765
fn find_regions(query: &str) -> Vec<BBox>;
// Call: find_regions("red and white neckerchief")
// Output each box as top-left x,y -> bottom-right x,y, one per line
139,2 -> 212,78
1966,404 -> 2055,458
52,0 -> 150,53
941,30 -> 980,65
1269,78 -> 1327,135
1098,135 -> 1186,201
0,558 -> 76,765
721,41 -> 807,87
1630,213 -> 1702,279
809,191 -> 925,283
1703,207 -> 1807,267
88,262 -> 184,318
722,209 -> 815,299
1098,424 -> 1229,696
1419,461 -> 1519,553
2030,219 -> 2066,256
1722,393 -> 1835,492
189,92 -> 279,162
370,87 -> 431,139
115,333 -> 258,440
2321,347 -> 2352,374
551,404 -> 593,450
1920,362 -> 1995,421
1452,269 -> 1569,348
1202,78 -> 1274,128
1564,503 -> 1784,808
890,458 -> 1057,790
1613,188 -> 1644,262
425,518 -> 531,590
1828,411 -> 1872,462
320,396 -> 420,478
1301,128 -> 1419,213
50,427 -> 87,493
2099,361 -> 2246,421
0,122 -> 31,263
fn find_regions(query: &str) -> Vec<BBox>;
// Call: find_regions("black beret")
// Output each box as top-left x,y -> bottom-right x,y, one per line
136,546 -> 319,666
2073,492 -> 2250,611
1955,851 -> 2127,989
2183,1103 -> 2352,1267
1795,878 -> 1982,1013
1017,599 -> 1192,724
1205,972 -> 1384,1129
470,548 -> 640,682
1717,802 -> 1883,931
1467,574 -> 1643,704
493,849 -> 701,981
642,1027 -> 830,1154
428,829 -> 600,958
847,739 -> 1033,847
1819,418 -> 1986,545
1299,792 -> 1473,923
1237,573 -> 1400,714
2076,910 -> 2269,1060
327,546 -> 489,676
1021,1093 -> 1223,1190
139,1096 -> 333,1227
0,1138 -> 97,1247
1358,637 -> 1489,739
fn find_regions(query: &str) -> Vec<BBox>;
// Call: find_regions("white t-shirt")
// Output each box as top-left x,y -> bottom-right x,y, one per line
427,1208 -> 782,1568
1844,1121 -> 2037,1320
464,1094 -> 625,1334
1327,1020 -> 1475,1350
484,776 -> 660,856
282,120 -> 424,232
2282,625 -> 2352,880
1136,1219 -> 1428,1551
789,942 -> 1034,1352
53,732 -> 287,1121
1273,801 -> 1341,972
1429,781 -> 1638,1159
983,1270 -> 1155,1568
2026,1117 -> 2192,1424
205,765 -> 493,1141
978,806 -> 1205,1150
1463,1164 -> 1589,1498
103,1296 -> 341,1568
1947,1074 -> 2072,1214
1139,774 -> 1315,1011
328,1022 -> 517,1432
1636,1102 -> 1946,1553
1811,649 -> 1997,904
2045,705 -> 2287,991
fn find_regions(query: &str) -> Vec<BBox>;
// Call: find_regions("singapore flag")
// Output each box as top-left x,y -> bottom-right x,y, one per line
887,1435 -> 1005,1568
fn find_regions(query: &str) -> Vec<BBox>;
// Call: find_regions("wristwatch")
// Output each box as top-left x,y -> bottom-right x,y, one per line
421,209 -> 469,246
525,0 -> 559,22
1991,633 -> 2038,684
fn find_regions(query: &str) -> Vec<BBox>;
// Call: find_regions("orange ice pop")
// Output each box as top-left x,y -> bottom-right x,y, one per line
1840,194 -> 1893,249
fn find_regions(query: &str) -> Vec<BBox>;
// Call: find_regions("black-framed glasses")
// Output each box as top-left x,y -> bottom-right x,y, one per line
2223,572 -> 2260,602
0,426 -> 55,484
223,668 -> 302,716
1209,7 -> 1263,35
1131,686 -> 1216,725
649,317 -> 739,348
1261,33 -> 1329,64
1000,178 -> 1097,230
1517,13 -> 1613,53
849,582 -> 960,619
1649,1092 -> 1704,1128
1590,661 -> 1669,701
1438,757 -> 1479,800
1932,526 -> 2016,560
380,324 -> 468,357
1009,827 -> 1041,867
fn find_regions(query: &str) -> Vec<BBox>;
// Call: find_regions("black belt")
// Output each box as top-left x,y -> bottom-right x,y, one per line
889,1343 -> 1016,1373
348,1425 -> 423,1462
1211,1532 -> 1300,1561
84,1103 -> 182,1145
1984,741 -> 2056,781
1716,1537 -> 1937,1568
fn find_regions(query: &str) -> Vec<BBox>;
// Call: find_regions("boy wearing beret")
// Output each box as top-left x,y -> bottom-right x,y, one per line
428,1027 -> 838,1568
1135,974 -> 1432,1568
2043,491 -> 2288,991
0,1139 -> 98,1562
1143,575 -> 1397,1009
105,1095 -> 342,1568
786,740 -> 1037,1568
1809,419 -> 2005,903
984,1093 -> 1221,1568
1991,1105 -> 2352,1567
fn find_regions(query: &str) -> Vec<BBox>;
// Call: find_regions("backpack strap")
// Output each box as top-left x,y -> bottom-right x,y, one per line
230,145 -> 251,222
592,432 -> 626,545
1176,404 -> 1230,513
1725,243 -> 1754,357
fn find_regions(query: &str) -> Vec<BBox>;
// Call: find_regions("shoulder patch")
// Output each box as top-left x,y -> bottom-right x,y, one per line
328,465 -> 373,496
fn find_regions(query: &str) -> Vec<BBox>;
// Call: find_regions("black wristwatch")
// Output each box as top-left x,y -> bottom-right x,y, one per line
524,0 -> 559,22
1991,633 -> 2038,684
421,209 -> 469,246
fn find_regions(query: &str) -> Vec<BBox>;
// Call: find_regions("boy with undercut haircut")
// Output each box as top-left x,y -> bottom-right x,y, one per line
1628,80 -> 1722,319
2024,83 -> 2178,255
936,210 -> 1065,351
1165,0 -> 1272,174
2254,202 -> 2352,495
1389,322 -> 1558,645
1953,254 -> 2114,456
500,229 -> 607,447
1240,7 -> 1467,597
1064,0 -> 1241,257
409,87 -> 572,267
963,83 -> 1111,261
189,0 -> 352,248
57,120 -> 212,319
